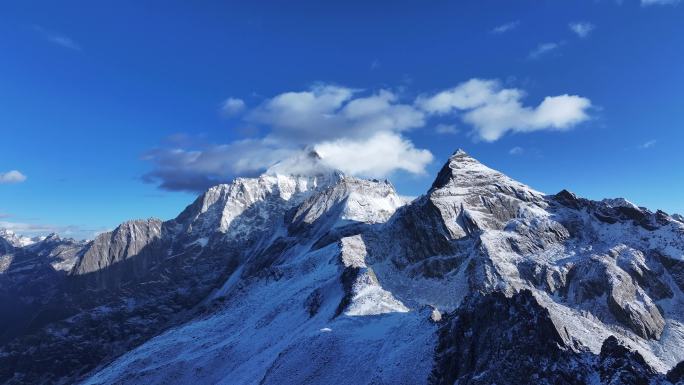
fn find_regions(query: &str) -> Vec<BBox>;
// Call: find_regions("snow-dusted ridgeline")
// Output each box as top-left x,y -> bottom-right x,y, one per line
1,150 -> 684,385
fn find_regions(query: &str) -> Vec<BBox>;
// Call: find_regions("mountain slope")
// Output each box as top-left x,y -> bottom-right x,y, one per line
1,150 -> 683,385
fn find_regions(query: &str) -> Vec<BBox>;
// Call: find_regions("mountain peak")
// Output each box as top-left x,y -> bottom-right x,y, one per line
430,149 -> 542,198
265,149 -> 338,178
307,149 -> 323,161
0,228 -> 37,248
451,148 -> 469,157
431,149 -> 498,191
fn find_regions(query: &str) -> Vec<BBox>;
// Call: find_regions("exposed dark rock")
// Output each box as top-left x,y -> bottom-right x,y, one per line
305,288 -> 323,317
598,336 -> 656,385
430,290 -> 589,385
656,210 -> 671,226
622,258 -> 673,301
667,361 -> 684,384
429,150 -> 462,191
383,197 -> 455,267
335,266 -> 361,317
73,218 -> 166,290
562,260 -> 608,303
554,189 -> 582,210
659,254 -> 684,292
430,290 -> 666,385
606,278 -> 665,340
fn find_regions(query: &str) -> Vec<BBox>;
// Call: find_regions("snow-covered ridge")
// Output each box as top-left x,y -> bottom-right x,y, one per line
601,197 -> 641,210
176,171 -> 343,238
289,175 -> 405,231
0,228 -> 42,248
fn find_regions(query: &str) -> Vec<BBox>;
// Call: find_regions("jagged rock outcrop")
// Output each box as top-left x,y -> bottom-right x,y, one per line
431,290 -> 672,385
288,176 -> 402,237
336,235 -> 408,316
73,218 -> 165,289
430,290 -> 589,385
598,336 -> 658,385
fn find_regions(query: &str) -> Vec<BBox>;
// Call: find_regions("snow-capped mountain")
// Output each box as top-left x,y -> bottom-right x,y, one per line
0,229 -> 41,249
1,150 -> 684,385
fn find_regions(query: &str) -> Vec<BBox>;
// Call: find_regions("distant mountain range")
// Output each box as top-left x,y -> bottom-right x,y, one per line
2,150 -> 684,385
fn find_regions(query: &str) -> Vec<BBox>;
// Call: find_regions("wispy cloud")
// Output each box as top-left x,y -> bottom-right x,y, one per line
528,42 -> 560,59
0,170 -> 27,184
221,97 -> 246,116
509,146 -> 524,155
370,59 -> 381,70
569,22 -> 595,38
639,139 -> 657,149
491,20 -> 520,34
33,25 -> 81,51
435,124 -> 459,135
641,0 -> 680,5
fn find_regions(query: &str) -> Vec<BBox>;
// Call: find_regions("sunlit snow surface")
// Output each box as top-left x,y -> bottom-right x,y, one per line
82,241 -> 434,385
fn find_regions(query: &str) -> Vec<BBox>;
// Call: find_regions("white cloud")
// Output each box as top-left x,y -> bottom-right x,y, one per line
142,138 -> 296,191
145,80 -> 592,191
145,85 -> 431,191
416,79 -> 592,142
247,85 -> 424,143
0,170 -> 27,184
528,42 -> 559,59
315,131 -> 433,178
491,21 -> 520,34
48,35 -> 81,50
569,22 -> 595,38
33,25 -> 81,51
435,124 -> 459,134
221,97 -> 246,116
639,139 -> 657,149
509,146 -> 524,155
416,79 -> 498,114
641,0 -> 680,5
464,94 -> 591,141
144,131 -> 434,191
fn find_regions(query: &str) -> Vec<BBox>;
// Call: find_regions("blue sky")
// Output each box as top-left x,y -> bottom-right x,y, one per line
1,0 -> 683,239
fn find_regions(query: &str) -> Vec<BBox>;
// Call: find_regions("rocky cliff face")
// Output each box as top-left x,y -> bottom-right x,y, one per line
1,150 -> 683,385
73,219 -> 165,289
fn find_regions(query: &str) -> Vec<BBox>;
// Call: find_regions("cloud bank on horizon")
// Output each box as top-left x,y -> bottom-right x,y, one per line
0,220 -> 108,240
143,79 -> 592,192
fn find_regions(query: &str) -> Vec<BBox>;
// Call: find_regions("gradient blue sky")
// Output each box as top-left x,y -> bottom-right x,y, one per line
1,0 -> 683,239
